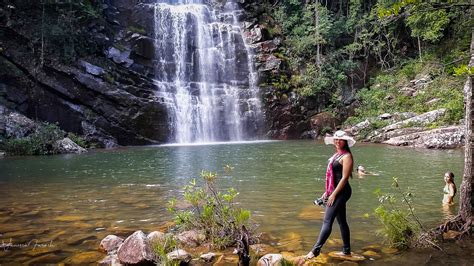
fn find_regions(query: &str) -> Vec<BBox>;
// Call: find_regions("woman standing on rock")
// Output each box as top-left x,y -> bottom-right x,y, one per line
305,130 -> 355,259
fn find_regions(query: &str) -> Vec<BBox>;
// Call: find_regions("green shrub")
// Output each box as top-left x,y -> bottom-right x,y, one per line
167,168 -> 253,250
4,122 -> 65,156
374,178 -> 425,249
151,234 -> 179,265
68,132 -> 88,148
4,138 -> 35,156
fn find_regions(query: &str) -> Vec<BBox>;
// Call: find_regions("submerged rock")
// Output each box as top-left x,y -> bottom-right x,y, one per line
277,232 -> 303,252
250,243 -> 279,256
381,247 -> 399,254
117,230 -> 154,264
297,205 -> 325,221
361,250 -> 381,259
66,251 -> 104,264
25,253 -> 63,264
328,251 -> 365,262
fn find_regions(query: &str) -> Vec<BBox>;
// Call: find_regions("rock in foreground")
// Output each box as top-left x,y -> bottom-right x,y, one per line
117,230 -> 154,264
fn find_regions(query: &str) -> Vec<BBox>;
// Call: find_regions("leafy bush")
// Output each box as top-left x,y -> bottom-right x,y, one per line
167,168 -> 253,249
4,122 -> 65,155
374,178 -> 425,249
68,132 -> 88,148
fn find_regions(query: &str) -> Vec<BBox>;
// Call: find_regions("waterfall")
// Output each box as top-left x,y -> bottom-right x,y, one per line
153,0 -> 262,143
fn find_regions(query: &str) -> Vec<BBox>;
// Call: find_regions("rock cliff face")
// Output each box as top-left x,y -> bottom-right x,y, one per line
1,1 -> 173,147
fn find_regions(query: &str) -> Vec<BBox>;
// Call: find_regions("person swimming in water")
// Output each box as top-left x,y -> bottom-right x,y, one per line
442,172 -> 456,205
356,165 -> 379,177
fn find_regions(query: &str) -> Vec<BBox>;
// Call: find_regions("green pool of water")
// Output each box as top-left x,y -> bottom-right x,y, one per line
0,140 -> 464,263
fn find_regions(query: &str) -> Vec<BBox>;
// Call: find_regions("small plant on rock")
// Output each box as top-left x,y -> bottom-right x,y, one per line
167,167 -> 254,250
151,234 -> 179,266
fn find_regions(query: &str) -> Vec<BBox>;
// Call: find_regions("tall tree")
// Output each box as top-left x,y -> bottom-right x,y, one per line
314,0 -> 321,67
457,30 -> 474,234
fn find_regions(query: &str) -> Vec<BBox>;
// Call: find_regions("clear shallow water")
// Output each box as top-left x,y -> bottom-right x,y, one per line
0,141 -> 465,263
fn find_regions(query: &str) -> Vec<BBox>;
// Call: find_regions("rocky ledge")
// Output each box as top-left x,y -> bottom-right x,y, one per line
347,108 -> 464,149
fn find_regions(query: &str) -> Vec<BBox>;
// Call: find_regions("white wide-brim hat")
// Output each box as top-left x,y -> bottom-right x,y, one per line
324,130 -> 356,147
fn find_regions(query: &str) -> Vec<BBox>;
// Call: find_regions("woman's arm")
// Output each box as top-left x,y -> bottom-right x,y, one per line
327,154 -> 353,207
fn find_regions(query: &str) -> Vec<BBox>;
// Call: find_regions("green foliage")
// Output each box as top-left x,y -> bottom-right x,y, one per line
167,168 -> 253,249
405,3 -> 450,43
266,0 -> 471,117
374,205 -> 415,249
347,54 -> 465,127
4,122 -> 65,156
151,234 -> 179,266
8,1 -> 106,63
373,177 -> 424,249
67,132 -> 88,148
453,64 -> 474,77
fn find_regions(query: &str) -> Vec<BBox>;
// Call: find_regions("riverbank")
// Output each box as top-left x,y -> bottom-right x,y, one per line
346,108 -> 464,149
92,225 -> 473,265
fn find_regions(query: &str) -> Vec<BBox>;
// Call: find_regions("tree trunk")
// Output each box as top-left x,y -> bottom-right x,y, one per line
315,1 -> 321,67
417,36 -> 422,62
40,1 -> 45,67
460,30 -> 474,222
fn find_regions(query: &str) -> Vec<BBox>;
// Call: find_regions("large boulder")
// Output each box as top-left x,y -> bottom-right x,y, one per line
54,138 -> 87,154
147,231 -> 166,244
4,110 -> 37,138
99,235 -> 124,254
117,231 -> 154,264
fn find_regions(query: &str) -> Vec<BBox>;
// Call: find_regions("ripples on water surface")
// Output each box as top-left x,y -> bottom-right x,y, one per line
0,141 -> 467,263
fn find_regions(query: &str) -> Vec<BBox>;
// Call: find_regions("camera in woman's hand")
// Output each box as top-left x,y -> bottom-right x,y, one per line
314,196 -> 327,207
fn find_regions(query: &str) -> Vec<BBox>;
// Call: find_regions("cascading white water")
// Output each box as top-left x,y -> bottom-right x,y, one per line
153,0 -> 262,143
